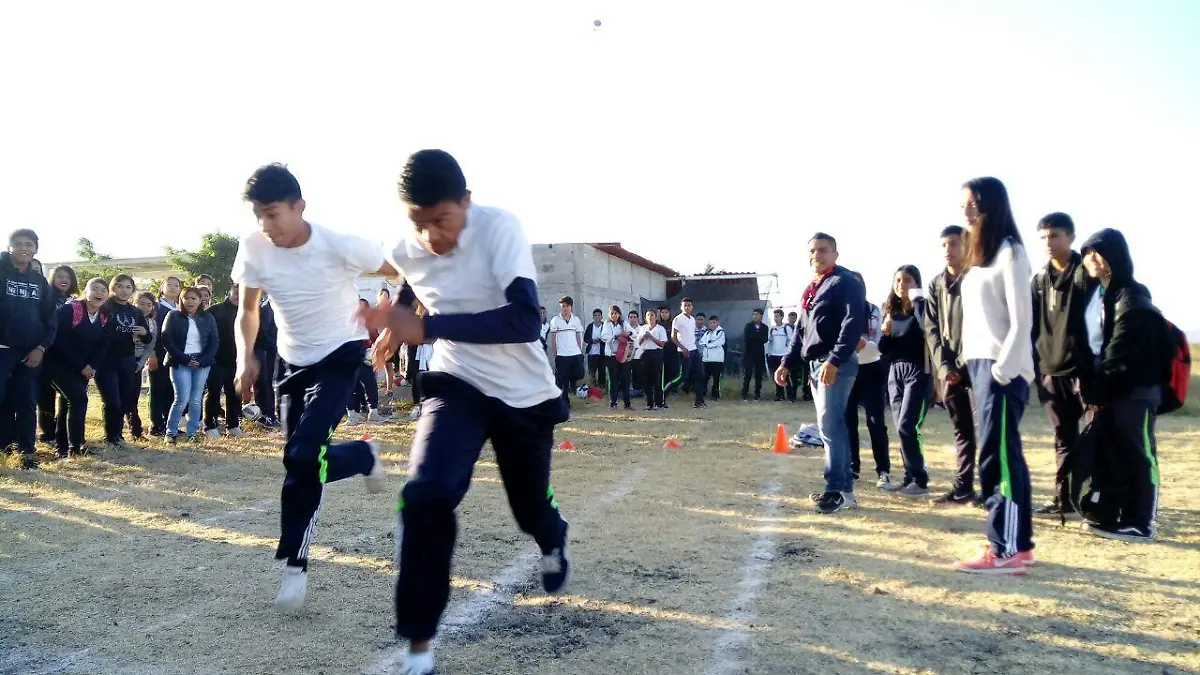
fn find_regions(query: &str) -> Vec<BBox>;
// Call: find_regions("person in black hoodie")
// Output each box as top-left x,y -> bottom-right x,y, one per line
204,284 -> 244,439
253,292 -> 280,429
741,309 -> 769,401
97,274 -> 152,448
0,229 -> 58,469
36,265 -> 79,444
45,278 -> 110,458
149,276 -> 183,436
1079,228 -> 1168,542
163,287 -> 219,442
878,265 -> 932,496
1032,213 -> 1101,517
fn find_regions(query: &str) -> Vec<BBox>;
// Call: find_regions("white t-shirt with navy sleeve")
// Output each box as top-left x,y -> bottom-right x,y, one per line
231,223 -> 383,367
384,203 -> 559,408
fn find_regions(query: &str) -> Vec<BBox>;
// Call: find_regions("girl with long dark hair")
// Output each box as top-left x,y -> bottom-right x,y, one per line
845,271 -> 891,489
600,305 -> 633,410
97,274 -> 152,448
879,265 -> 931,496
162,287 -> 219,443
954,177 -> 1036,575
37,265 -> 79,443
44,277 -> 109,458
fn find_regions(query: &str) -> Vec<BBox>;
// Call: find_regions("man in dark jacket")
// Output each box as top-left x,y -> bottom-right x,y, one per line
741,309 -> 769,400
775,233 -> 865,514
0,229 -> 58,469
926,225 -> 981,506
204,285 -> 243,438
1032,213 -> 1101,517
253,294 -> 280,429
1079,228 -> 1168,542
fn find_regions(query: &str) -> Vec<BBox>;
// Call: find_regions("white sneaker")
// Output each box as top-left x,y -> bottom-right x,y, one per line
204,428 -> 222,440
346,411 -> 363,426
409,407 -> 421,422
227,427 -> 245,439
401,650 -> 435,675
876,473 -> 894,490
367,408 -> 391,424
275,565 -> 308,612
364,439 -> 386,494
840,491 -> 859,509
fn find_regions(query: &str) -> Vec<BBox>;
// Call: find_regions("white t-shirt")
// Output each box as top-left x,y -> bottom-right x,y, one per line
384,203 -> 559,408
672,313 -> 698,351
550,314 -> 584,357
637,324 -> 667,352
184,317 -> 202,354
600,320 -> 633,357
767,323 -> 793,357
587,322 -> 604,356
627,323 -> 643,359
231,223 -> 383,367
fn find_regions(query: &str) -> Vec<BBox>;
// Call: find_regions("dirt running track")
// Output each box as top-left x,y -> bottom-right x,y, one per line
2,399 -> 1199,675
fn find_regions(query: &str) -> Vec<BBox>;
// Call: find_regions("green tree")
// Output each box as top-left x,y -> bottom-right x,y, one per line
166,233 -> 240,299
72,238 -> 126,286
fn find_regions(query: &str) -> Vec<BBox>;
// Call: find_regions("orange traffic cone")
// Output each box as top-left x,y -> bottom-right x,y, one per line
772,424 -> 790,454
663,437 -> 682,450
557,440 -> 576,451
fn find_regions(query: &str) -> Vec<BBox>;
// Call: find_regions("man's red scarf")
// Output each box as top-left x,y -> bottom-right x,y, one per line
802,266 -> 837,312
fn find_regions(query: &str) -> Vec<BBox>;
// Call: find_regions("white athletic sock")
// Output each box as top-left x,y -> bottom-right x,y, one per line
402,650 -> 435,675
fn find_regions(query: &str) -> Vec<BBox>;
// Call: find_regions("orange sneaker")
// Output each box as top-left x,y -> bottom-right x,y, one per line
954,546 -> 1027,575
1016,549 -> 1037,566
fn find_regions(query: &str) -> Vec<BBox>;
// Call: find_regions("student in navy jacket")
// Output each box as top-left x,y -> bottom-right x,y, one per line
161,287 -> 219,441
37,265 -> 79,444
96,275 -> 152,447
149,275 -> 183,435
45,278 -> 110,457
0,229 -> 58,469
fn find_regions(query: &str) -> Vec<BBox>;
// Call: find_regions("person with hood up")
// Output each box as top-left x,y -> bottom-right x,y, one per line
0,229 -> 57,469
1079,228 -> 1168,543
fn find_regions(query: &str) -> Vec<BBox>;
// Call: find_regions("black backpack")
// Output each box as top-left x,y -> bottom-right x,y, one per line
1063,421 -> 1123,527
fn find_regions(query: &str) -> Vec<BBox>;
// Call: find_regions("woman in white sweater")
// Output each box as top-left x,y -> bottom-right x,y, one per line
954,176 -> 1036,576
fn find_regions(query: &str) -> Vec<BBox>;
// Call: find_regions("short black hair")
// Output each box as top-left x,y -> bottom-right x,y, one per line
399,149 -> 468,208
558,296 -> 574,307
696,312 -> 706,319
1038,212 -> 1075,236
810,232 -> 837,251
681,297 -> 693,304
196,274 -> 214,283
8,228 -> 38,248
244,163 -> 302,204
592,308 -> 602,315
709,314 -> 720,321
940,225 -> 965,239
787,311 -> 797,318
753,308 -> 764,315
773,309 -> 784,315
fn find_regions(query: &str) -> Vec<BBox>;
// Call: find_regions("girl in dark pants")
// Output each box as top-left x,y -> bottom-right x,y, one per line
45,278 -> 109,458
956,177 -> 1036,575
846,289 -> 891,485
879,265 -> 931,495
637,309 -> 667,409
600,305 -> 633,409
129,292 -> 160,439
97,275 -> 152,448
149,276 -> 182,436
37,266 -> 78,443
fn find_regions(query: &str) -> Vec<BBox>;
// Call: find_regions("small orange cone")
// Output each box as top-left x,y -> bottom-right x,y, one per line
361,434 -> 372,441
663,437 -> 682,450
557,440 -> 575,451
772,424 -> 790,454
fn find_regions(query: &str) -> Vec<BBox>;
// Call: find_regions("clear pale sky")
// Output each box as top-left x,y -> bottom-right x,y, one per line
4,1 -> 1198,326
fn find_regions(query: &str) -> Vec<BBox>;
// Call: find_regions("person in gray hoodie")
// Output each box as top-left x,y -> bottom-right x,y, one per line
0,229 -> 58,469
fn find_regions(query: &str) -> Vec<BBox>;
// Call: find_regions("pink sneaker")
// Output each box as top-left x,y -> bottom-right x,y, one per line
1016,549 -> 1037,566
954,546 -> 1027,575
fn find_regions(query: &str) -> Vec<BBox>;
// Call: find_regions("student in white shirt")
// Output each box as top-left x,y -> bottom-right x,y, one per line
360,150 -> 570,675
637,309 -> 668,409
230,164 -> 389,613
626,310 -> 643,394
954,176 -> 1035,576
844,272 -> 891,488
600,305 -> 634,410
670,297 -> 705,408
549,295 -> 585,407
766,309 -> 794,402
699,315 -> 727,400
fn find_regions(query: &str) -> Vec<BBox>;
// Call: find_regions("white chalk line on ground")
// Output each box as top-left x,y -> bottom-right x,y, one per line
707,471 -> 786,675
364,464 -> 652,675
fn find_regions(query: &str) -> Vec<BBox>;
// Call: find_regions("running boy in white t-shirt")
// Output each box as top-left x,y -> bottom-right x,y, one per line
361,150 -> 570,675
230,164 -> 388,613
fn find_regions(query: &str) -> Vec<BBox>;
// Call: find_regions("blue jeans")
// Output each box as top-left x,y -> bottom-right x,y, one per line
168,365 -> 211,437
811,355 -> 859,493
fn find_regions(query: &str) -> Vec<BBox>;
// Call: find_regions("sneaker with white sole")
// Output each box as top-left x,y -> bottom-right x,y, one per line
205,428 -> 222,440
275,565 -> 308,611
876,472 -> 892,490
899,483 -> 931,497
346,411 -> 363,426
401,651 -> 436,675
364,438 -> 386,494
1083,522 -> 1155,543
367,408 -> 391,424
227,427 -> 245,439
541,525 -> 571,594
954,546 -> 1027,575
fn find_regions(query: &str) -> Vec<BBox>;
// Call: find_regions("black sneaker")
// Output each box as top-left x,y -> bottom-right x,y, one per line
660,403 -> 669,410
815,491 -> 853,514
693,402 -> 707,409
624,403 -> 633,410
166,435 -> 178,446
933,490 -> 979,506
1034,501 -> 1076,517
541,526 -> 571,593
1083,523 -> 1155,543
19,453 -> 39,470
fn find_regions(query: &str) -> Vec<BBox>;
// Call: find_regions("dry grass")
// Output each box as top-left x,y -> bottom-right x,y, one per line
1,381 -> 1198,675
